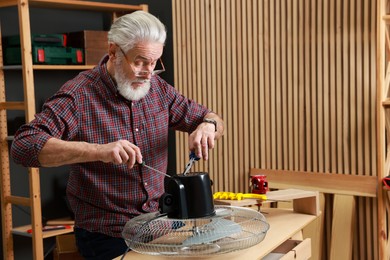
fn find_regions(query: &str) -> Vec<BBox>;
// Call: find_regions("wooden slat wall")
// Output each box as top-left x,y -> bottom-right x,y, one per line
172,0 -> 378,259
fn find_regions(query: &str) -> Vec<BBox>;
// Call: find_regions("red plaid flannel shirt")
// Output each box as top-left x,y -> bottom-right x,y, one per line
11,56 -> 209,237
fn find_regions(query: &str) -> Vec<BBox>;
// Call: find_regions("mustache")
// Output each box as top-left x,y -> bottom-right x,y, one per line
133,79 -> 150,83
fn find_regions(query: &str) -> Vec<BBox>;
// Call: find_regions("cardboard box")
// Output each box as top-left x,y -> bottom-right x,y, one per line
53,234 -> 84,260
67,30 -> 108,65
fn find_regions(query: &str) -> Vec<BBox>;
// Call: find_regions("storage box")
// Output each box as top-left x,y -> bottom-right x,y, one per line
4,46 -> 83,65
67,30 -> 108,65
53,234 -> 84,260
3,34 -> 67,47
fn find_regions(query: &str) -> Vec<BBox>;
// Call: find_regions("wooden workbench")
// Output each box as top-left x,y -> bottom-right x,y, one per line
116,189 -> 319,260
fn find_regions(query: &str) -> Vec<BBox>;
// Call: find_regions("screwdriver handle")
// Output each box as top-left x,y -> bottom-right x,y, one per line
138,161 -> 145,166
182,151 -> 201,175
189,151 -> 200,161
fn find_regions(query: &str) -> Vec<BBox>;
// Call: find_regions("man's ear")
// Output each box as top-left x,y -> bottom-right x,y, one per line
108,43 -> 117,59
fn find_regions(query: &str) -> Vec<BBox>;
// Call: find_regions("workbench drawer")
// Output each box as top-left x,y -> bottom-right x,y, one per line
263,238 -> 311,260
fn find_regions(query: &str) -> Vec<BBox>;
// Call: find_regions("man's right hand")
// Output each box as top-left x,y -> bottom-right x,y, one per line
96,140 -> 143,168
38,138 -> 143,168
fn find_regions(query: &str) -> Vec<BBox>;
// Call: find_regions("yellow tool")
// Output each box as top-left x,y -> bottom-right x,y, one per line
213,191 -> 267,201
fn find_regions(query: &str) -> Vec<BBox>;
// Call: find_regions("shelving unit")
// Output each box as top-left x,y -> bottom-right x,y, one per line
0,1 -> 147,259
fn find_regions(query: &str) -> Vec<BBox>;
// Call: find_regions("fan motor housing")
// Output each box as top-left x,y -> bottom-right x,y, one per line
159,172 -> 215,219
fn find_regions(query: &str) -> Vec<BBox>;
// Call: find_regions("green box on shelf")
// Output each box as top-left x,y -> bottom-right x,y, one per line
4,46 -> 84,65
3,34 -> 67,47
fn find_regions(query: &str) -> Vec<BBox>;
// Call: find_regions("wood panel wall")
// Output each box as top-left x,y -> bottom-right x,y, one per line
172,0 -> 378,259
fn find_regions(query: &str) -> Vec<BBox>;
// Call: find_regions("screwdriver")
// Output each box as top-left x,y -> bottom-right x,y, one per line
182,151 -> 200,175
138,161 -> 172,178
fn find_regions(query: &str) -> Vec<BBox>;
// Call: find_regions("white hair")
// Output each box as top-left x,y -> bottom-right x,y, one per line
108,11 -> 166,52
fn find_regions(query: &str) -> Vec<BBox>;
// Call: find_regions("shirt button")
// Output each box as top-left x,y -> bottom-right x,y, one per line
144,182 -> 148,186
135,128 -> 139,132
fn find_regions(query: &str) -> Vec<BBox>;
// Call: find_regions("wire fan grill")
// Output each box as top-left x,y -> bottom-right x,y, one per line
122,206 -> 269,257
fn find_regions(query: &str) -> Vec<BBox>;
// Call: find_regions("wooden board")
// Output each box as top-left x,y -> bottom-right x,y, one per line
12,224 -> 74,239
214,189 -> 320,216
251,168 -> 377,197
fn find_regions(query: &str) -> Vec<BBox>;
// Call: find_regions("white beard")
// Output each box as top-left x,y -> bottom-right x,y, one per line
114,59 -> 151,101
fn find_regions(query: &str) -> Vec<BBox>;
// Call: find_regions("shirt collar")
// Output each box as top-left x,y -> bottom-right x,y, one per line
97,55 -> 118,96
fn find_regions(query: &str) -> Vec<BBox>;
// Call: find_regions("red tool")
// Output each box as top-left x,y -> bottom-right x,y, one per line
250,175 -> 268,194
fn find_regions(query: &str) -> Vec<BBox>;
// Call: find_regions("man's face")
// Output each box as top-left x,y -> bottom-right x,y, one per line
114,41 -> 164,101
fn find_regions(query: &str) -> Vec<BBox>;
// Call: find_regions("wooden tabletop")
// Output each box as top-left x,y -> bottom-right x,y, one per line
115,207 -> 318,260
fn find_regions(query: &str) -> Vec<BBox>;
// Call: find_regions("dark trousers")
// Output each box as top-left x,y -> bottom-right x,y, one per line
74,227 -> 128,260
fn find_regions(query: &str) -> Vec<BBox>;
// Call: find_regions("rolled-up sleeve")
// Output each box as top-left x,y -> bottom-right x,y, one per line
11,129 -> 53,167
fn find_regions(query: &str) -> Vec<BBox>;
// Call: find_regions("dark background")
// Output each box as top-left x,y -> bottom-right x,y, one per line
0,1 -> 174,259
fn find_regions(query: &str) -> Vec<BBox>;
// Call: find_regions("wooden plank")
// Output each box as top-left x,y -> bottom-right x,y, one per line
29,167 -> 44,260
210,0 -> 217,179
330,195 -> 355,260
304,0 -> 312,171
215,189 -> 320,216
249,0 -> 257,168
29,0 -> 144,12
231,0 -> 239,191
0,102 -> 24,110
216,0 -> 224,192
0,1 -> 17,8
235,0 -> 244,191
323,0 -> 330,173
284,1 -> 294,169
0,22 -> 14,260
356,0 -> 364,175
342,0 -> 350,174
316,0 -> 324,172
329,0 -> 336,173
17,1 -> 44,259
243,0 -> 250,184
335,0 -> 343,173
383,98 -> 390,106
226,0 -> 234,191
12,224 -> 74,238
292,0 -> 299,169
250,168 -> 377,197
310,0 -> 318,172
7,195 -> 30,207
274,0 -> 282,169
263,0 -> 271,168
269,0 -> 276,168
258,0 -> 266,168
293,194 -> 319,216
302,192 -> 325,260
32,65 -> 94,70
222,0 -> 229,190
297,0 -> 305,170
18,0 -> 36,122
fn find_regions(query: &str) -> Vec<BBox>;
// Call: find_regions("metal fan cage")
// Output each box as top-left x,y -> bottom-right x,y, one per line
122,206 -> 269,257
